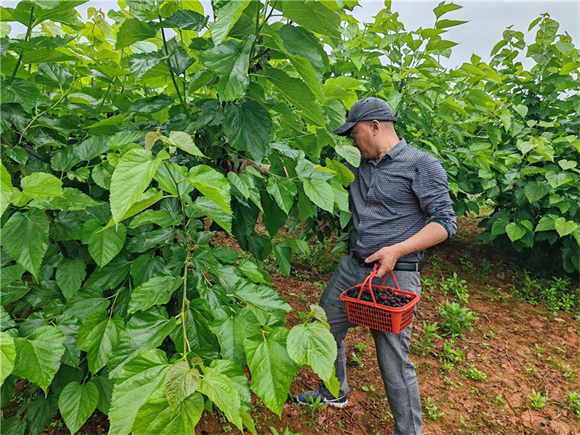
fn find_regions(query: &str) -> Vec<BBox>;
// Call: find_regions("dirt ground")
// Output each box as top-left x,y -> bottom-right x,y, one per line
196,216 -> 580,435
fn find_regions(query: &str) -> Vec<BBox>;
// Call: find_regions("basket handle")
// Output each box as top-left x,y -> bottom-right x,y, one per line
354,263 -> 401,303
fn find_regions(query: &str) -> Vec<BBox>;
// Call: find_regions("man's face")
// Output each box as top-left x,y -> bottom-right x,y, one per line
350,122 -> 373,159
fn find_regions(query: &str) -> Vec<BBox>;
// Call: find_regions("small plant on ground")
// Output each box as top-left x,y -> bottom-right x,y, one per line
423,397 -> 444,420
439,272 -> 470,305
439,339 -> 465,365
438,301 -> 478,337
567,392 -> 580,418
528,389 -> 547,410
462,365 -> 487,381
413,321 -> 441,356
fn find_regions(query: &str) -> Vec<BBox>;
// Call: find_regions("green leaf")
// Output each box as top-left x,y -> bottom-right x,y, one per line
303,178 -> 334,213
190,196 -> 233,233
13,325 -> 65,394
78,311 -> 124,374
433,2 -> 462,19
209,0 -> 251,45
0,78 -> 40,112
108,307 -> 176,378
103,190 -> 164,230
109,349 -> 171,435
129,209 -> 180,229
161,9 -> 207,31
273,242 -> 292,276
21,172 -> 63,202
128,273 -> 182,314
535,215 -> 556,232
335,145 -> 361,167
545,171 -> 573,189
505,222 -> 526,242
287,322 -> 337,384
513,104 -> 528,118
87,223 -> 127,267
0,162 -> 13,216
58,381 -> 99,435
128,53 -> 162,80
200,37 -> 254,101
244,336 -> 300,416
110,149 -> 164,224
266,178 -> 296,215
1,332 -> 15,386
29,188 -> 102,211
224,100 -> 272,163
198,366 -> 243,431
166,131 -> 205,157
238,259 -> 269,284
234,281 -> 292,313
132,388 -> 204,435
56,258 -> 86,300
164,361 -> 200,410
211,307 -> 261,367
554,218 -> 578,237
524,181 -> 550,204
116,18 -> 157,49
1,208 -> 49,278
276,0 -> 341,39
261,66 -> 326,127
186,165 -> 232,215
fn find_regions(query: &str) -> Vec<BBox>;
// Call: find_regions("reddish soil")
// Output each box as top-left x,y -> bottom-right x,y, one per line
196,216 -> 580,435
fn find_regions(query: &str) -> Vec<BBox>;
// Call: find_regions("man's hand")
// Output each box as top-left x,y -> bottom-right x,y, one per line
365,246 -> 402,278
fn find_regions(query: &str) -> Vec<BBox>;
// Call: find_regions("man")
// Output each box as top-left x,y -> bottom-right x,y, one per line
297,97 -> 457,435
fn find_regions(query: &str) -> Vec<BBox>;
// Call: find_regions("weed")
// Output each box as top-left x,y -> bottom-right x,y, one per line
524,364 -> 536,374
528,389 -> 547,410
493,394 -> 505,407
484,325 -> 498,340
534,344 -> 543,360
270,427 -> 302,435
438,301 -> 478,337
423,397 -> 444,420
439,272 -> 470,305
462,365 -> 487,381
567,392 -> 580,418
413,321 -> 441,356
480,258 -> 493,275
426,253 -> 442,272
421,276 -> 437,293
439,339 -> 464,365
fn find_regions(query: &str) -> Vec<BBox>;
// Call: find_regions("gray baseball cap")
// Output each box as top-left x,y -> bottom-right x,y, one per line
333,97 -> 397,136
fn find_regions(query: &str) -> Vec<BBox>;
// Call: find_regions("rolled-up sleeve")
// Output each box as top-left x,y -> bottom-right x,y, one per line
412,155 -> 457,239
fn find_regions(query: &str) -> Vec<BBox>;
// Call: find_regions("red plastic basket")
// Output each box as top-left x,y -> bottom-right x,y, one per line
340,269 -> 420,333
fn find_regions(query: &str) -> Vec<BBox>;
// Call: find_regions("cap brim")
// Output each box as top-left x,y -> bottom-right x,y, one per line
333,121 -> 357,136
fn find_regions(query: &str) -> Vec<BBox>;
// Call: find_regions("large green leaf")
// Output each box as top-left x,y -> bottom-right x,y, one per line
209,0 -> 251,45
87,223 -> 127,267
20,172 -> 63,202
261,67 -> 326,126
128,273 -> 182,314
234,281 -> 292,313
77,311 -> 124,375
190,196 -> 233,233
554,218 -> 578,237
0,162 -> 13,216
58,381 -> 99,435
287,322 -> 337,385
109,349 -> 171,435
266,177 -> 297,214
116,18 -> 157,49
29,188 -> 102,211
524,181 -> 550,203
0,78 -> 40,112
303,178 -> 334,213
0,332 -> 15,386
110,149 -> 164,224
167,131 -> 205,157
56,258 -> 86,300
186,165 -> 232,215
1,208 -> 49,278
198,366 -> 243,431
505,222 -> 527,242
132,389 -> 204,435
164,361 -> 200,410
211,308 -> 261,367
108,307 -> 176,378
13,325 -> 65,394
244,336 -> 300,416
223,100 -> 272,163
200,37 -> 254,101
275,0 -> 341,39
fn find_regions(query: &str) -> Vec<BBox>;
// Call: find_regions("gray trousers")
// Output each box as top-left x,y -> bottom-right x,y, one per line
319,254 -> 422,435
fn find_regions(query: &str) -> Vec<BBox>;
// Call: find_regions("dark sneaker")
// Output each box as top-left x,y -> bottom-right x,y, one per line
296,389 -> 348,409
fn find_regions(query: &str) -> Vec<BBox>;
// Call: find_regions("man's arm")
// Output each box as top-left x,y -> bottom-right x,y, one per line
365,222 -> 449,278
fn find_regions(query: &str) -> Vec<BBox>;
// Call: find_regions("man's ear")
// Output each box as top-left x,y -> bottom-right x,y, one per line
371,119 -> 381,135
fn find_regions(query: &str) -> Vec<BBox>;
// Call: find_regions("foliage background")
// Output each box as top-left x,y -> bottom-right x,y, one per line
0,0 -> 578,433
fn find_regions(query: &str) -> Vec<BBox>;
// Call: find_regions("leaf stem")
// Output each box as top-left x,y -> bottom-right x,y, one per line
10,3 -> 35,82
181,258 -> 191,361
158,11 -> 190,117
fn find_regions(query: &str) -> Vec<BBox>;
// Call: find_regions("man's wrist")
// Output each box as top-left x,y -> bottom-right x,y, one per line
388,243 -> 407,259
